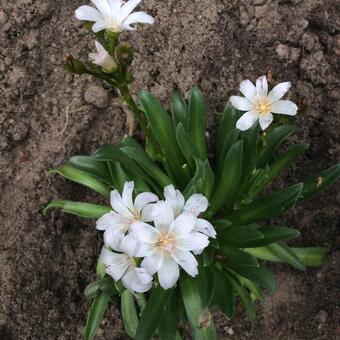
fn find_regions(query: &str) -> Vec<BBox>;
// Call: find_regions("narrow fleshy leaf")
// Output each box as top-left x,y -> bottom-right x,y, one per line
301,163 -> 340,200
158,292 -> 180,340
49,165 -> 110,197
43,200 -> 111,219
219,245 -> 259,268
257,124 -> 297,168
242,227 -> 300,247
84,277 -> 116,299
121,290 -> 139,338
218,224 -> 264,247
180,275 -> 217,340
136,286 -> 174,340
107,162 -> 129,192
226,184 -> 303,225
171,90 -> 188,128
188,87 -> 207,160
211,140 -> 244,214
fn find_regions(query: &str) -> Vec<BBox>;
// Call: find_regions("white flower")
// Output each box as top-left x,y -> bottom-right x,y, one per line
96,181 -> 158,249
163,185 -> 216,239
101,234 -> 153,293
131,201 -> 210,289
230,75 -> 298,131
89,41 -> 117,72
75,0 -> 155,33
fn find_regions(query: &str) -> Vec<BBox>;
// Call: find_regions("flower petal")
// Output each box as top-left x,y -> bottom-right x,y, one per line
101,248 -> 130,281
240,79 -> 256,101
153,201 -> 174,234
256,75 -> 268,97
194,219 -> 217,238
122,267 -> 153,293
75,5 -> 103,22
164,184 -> 185,217
271,100 -> 298,116
91,0 -> 111,15
107,0 -> 122,12
175,232 -> 209,252
268,82 -> 291,102
103,225 -> 126,250
236,111 -> 259,131
121,0 -> 142,15
141,248 -> 163,275
135,192 -> 158,213
230,96 -> 252,111
184,194 -> 208,216
110,190 -> 134,219
172,250 -> 198,277
122,181 -> 135,213
170,212 -> 197,236
131,222 -> 160,244
119,234 -> 139,257
140,203 -> 158,222
158,254 -> 179,289
96,211 -> 120,231
92,21 -> 107,33
259,113 -> 273,131
123,11 -> 155,27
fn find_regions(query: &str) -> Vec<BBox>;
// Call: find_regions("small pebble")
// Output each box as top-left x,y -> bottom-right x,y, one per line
84,85 -> 109,109
0,10 -> 8,25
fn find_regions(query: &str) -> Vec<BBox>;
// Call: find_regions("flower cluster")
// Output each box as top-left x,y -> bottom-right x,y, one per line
97,182 -> 216,292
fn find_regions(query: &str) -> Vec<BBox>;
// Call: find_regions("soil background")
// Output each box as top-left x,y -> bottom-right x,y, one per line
0,0 -> 339,339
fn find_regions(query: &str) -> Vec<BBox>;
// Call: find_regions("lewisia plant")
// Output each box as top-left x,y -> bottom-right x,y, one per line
45,1 -> 340,339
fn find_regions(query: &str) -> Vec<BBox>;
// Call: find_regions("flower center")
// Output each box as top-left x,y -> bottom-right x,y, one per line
254,98 -> 272,115
157,236 -> 174,253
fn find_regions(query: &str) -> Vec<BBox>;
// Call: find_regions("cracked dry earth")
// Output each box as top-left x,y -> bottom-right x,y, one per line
0,0 -> 339,339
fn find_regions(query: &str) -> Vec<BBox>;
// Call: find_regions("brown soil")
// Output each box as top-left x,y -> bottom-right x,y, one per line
0,0 -> 339,339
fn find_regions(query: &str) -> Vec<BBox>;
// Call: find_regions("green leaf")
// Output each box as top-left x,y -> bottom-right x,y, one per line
219,245 -> 259,268
212,267 -> 234,318
108,162 -> 129,192
136,286 -> 174,340
196,265 -> 215,308
68,156 -> 113,186
43,200 -> 111,219
171,90 -> 188,128
84,277 -> 116,299
242,227 -> 300,247
202,247 -> 215,267
119,137 -> 172,188
257,124 -> 297,168
49,165 -> 110,198
96,258 -> 106,279
158,292 -> 180,340
139,90 -> 187,186
223,269 -> 255,319
180,275 -> 217,340
301,163 -> 340,200
218,224 -> 264,247
233,266 -> 276,292
237,276 -> 264,302
211,140 -> 243,214
188,87 -> 207,160
176,123 -> 200,172
194,159 -> 215,199
121,290 -> 139,338
226,183 -> 303,225
268,242 -> 305,271
84,286 -> 115,340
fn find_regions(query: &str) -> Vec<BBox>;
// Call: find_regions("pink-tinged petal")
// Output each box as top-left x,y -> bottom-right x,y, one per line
122,181 -> 135,212
164,185 -> 185,216
103,225 -> 126,250
240,79 -> 256,101
92,21 -> 107,32
121,0 -> 142,15
170,213 -> 197,236
236,111 -> 259,131
194,219 -> 217,238
271,100 -> 298,116
268,82 -> 291,102
259,113 -> 273,131
141,248 -> 163,275
131,222 -> 160,244
135,192 -> 158,213
175,232 -> 209,251
230,96 -> 252,111
75,5 -> 103,22
119,234 -> 139,257
91,0 -> 111,15
158,254 -> 179,289
153,201 -> 174,234
123,11 -> 155,26
256,75 -> 268,97
110,190 -> 134,219
122,267 -> 152,293
184,194 -> 208,216
172,250 -> 198,277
